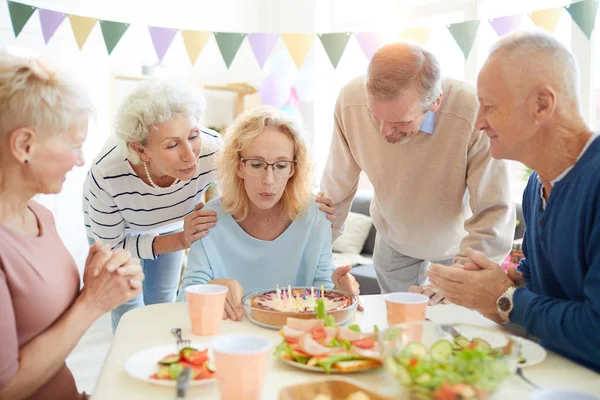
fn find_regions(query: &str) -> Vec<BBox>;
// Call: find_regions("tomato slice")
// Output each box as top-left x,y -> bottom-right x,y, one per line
352,338 -> 375,349
311,327 -> 327,342
187,350 -> 209,366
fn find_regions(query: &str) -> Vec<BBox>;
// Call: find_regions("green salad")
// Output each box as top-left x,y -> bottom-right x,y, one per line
384,335 -> 512,400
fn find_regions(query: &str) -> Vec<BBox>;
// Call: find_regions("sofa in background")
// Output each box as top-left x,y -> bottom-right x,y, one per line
337,193 -> 525,295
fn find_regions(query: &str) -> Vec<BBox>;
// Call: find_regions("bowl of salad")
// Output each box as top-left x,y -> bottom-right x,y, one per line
379,321 -> 519,400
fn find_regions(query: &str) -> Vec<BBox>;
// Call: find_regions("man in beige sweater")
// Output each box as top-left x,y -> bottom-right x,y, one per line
320,42 -> 515,299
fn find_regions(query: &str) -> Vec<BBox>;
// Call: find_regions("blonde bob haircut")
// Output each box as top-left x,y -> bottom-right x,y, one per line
218,106 -> 312,222
0,52 -> 93,145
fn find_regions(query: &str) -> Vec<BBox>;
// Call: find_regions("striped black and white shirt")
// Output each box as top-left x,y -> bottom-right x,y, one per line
82,129 -> 223,260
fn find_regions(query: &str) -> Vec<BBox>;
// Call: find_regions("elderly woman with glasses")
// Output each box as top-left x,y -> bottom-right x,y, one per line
178,106 -> 360,320
0,53 -> 143,400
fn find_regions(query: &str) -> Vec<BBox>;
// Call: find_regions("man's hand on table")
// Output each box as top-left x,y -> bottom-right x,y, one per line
426,248 -> 514,323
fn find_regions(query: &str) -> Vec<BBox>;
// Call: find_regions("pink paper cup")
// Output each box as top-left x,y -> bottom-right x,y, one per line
384,292 -> 429,326
185,284 -> 228,336
211,334 -> 271,400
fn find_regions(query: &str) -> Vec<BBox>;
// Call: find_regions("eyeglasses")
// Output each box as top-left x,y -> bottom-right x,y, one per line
240,158 -> 296,177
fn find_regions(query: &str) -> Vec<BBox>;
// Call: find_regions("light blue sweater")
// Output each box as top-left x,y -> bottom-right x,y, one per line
177,197 -> 334,300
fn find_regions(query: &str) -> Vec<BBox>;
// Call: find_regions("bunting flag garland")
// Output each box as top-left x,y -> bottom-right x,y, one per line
68,15 -> 97,50
354,32 -> 383,60
148,26 -> 178,62
4,0 -> 600,70
213,32 -> 246,68
247,33 -> 279,69
99,20 -> 130,55
8,0 -> 36,37
281,34 -> 315,69
318,33 -> 351,68
181,30 -> 211,65
528,8 -> 563,33
447,20 -> 480,60
489,14 -> 523,36
566,0 -> 599,39
399,27 -> 431,46
38,8 -> 66,44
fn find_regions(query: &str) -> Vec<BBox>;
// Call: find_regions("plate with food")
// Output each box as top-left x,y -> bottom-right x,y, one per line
275,299 -> 382,374
124,344 -> 216,387
242,285 -> 358,330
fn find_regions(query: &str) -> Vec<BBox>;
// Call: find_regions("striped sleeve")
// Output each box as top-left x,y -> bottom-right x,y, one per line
86,168 -> 157,260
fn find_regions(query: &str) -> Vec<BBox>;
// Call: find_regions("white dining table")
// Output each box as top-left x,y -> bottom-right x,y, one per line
91,295 -> 600,399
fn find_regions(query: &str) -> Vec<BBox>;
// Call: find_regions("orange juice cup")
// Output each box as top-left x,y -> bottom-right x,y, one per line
185,284 -> 228,336
384,292 -> 429,326
211,334 -> 271,400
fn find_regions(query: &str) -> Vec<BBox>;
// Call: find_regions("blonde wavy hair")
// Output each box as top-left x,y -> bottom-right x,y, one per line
218,106 -> 312,222
0,52 -> 93,147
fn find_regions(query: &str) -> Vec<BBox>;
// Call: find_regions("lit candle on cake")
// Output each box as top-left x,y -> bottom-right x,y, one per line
321,284 -> 325,299
276,284 -> 282,306
288,284 -> 292,300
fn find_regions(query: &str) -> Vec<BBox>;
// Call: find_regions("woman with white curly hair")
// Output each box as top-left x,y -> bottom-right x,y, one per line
178,106 -> 361,321
82,80 -> 222,331
0,53 -> 143,400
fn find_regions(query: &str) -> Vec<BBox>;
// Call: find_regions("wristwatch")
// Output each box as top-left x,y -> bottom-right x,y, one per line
496,286 -> 517,323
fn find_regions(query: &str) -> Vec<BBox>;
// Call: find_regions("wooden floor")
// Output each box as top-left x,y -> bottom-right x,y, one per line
66,313 -> 112,395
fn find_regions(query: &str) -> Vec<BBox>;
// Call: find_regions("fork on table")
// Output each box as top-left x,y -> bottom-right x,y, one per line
171,327 -> 191,350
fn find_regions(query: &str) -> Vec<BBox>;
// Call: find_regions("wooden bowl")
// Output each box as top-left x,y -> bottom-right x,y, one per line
278,378 -> 393,400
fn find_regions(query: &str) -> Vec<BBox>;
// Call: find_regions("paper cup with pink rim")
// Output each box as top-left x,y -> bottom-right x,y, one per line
185,284 -> 228,336
384,292 -> 429,326
211,334 -> 271,400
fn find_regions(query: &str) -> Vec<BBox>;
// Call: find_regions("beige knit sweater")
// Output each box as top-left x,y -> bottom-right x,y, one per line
320,76 -> 515,264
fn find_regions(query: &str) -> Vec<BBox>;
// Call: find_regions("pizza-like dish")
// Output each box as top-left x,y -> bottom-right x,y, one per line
247,287 -> 356,328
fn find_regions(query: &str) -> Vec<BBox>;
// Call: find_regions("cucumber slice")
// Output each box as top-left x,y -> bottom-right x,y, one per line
206,362 -> 216,372
430,340 -> 453,362
384,357 -> 399,376
402,342 -> 427,359
490,348 -> 504,358
156,365 -> 171,379
415,373 -> 432,384
472,338 -> 491,351
453,335 -> 471,348
169,363 -> 184,380
158,353 -> 181,365
396,364 -> 412,385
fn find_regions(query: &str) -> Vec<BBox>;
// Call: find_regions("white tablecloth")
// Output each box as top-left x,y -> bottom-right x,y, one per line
91,295 -> 600,399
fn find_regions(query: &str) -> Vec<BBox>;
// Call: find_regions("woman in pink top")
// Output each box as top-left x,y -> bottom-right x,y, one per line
0,54 -> 144,399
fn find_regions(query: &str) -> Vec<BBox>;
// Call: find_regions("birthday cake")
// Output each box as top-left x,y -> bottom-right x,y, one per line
242,286 -> 357,329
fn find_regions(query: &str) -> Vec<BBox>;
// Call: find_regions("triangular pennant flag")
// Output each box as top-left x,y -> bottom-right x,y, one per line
529,8 -> 562,33
354,32 -> 383,60
447,20 -> 480,59
281,34 -> 315,69
99,20 -> 130,55
68,15 -> 97,50
38,9 -> 66,44
181,30 -> 211,65
247,33 -> 279,69
399,27 -> 431,46
489,14 -> 523,36
7,1 -> 37,37
319,32 -> 351,68
566,0 -> 599,39
214,32 -> 246,68
148,26 -> 178,63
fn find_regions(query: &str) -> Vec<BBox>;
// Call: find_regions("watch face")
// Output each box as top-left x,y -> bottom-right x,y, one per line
498,296 -> 511,312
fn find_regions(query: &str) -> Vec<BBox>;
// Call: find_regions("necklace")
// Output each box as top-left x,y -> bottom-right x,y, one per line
143,162 -> 180,191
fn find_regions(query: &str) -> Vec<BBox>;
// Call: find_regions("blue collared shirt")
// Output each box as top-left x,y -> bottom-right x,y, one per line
420,111 -> 435,134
